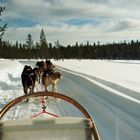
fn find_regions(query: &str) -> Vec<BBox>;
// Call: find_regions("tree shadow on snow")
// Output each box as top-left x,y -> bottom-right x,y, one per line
0,81 -> 21,91
8,73 -> 21,82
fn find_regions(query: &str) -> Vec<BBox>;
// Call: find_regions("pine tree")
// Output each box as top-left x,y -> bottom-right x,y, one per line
0,6 -> 6,58
0,6 -> 7,46
39,29 -> 49,58
40,29 -> 47,47
25,33 -> 34,49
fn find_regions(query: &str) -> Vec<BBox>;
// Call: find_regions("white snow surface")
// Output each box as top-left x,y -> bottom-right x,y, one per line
54,59 -> 140,93
0,59 -> 140,140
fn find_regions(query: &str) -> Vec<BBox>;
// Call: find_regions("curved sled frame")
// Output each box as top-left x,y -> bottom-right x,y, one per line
0,91 -> 100,140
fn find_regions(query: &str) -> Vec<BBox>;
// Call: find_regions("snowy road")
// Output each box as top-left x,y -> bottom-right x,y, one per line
57,68 -> 140,140
0,60 -> 140,140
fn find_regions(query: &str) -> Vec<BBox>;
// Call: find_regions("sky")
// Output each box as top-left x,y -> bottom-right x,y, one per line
1,0 -> 140,45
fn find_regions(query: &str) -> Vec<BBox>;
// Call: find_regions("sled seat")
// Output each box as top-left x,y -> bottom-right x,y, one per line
0,117 -> 95,140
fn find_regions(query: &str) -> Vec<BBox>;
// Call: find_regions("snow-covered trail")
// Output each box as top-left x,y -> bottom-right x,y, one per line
0,59 -> 140,140
57,68 -> 140,140
0,60 -> 84,120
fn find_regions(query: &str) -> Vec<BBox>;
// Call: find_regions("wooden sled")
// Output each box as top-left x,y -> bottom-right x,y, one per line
0,91 -> 100,140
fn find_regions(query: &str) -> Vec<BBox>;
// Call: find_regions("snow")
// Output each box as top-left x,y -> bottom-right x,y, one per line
54,60 -> 140,104
0,59 -> 140,140
54,59 -> 140,93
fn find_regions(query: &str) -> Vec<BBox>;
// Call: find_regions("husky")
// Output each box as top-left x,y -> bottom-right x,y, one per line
42,72 -> 62,92
42,60 -> 62,92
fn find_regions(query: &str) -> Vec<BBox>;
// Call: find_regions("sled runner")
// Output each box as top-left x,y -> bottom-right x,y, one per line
0,92 -> 100,140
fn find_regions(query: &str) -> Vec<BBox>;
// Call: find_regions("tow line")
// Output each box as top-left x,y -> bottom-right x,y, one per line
31,96 -> 59,118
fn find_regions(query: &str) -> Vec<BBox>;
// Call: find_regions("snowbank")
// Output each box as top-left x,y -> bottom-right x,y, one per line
53,59 -> 140,93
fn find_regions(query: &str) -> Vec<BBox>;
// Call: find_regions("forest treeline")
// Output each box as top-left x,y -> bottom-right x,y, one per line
1,6 -> 140,60
1,38 -> 140,60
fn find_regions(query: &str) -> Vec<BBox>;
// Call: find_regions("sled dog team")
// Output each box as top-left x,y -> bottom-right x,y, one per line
21,60 -> 62,100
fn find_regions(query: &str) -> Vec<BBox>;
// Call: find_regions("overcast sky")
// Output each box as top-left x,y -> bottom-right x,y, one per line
1,0 -> 140,46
